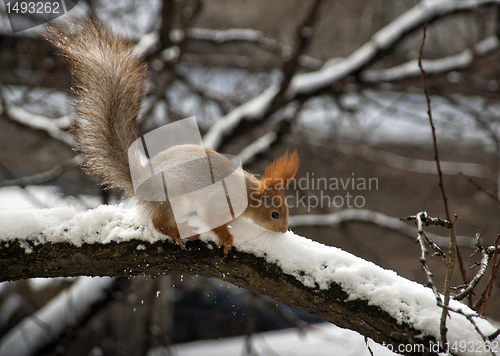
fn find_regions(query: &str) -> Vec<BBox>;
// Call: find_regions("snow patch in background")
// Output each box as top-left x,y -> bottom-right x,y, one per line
296,90 -> 499,150
0,185 -> 105,209
150,322 -> 397,356
0,277 -> 114,356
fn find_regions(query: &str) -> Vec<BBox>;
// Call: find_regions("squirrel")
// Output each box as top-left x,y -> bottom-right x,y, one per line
45,19 -> 299,254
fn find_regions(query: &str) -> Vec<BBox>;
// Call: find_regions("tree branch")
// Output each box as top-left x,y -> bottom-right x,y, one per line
1,206 -> 498,355
203,0 -> 500,151
3,105 -> 73,147
290,208 -> 476,248
361,35 -> 499,83
0,156 -> 81,188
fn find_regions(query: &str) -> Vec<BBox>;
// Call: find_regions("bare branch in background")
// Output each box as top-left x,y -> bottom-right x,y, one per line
204,0 -> 500,151
187,27 -> 288,57
460,172 -> 500,206
290,208 -> 476,248
264,0 -> 323,116
188,29 -> 323,69
419,24 -> 450,222
480,235 -> 500,316
4,106 -> 73,146
418,23 -> 467,319
0,156 -> 81,188
453,233 -> 497,301
326,138 -> 491,178
236,101 -> 303,166
362,35 -> 499,83
0,277 -> 119,356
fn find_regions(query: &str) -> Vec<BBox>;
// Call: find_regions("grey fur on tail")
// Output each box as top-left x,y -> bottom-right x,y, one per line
45,19 -> 147,196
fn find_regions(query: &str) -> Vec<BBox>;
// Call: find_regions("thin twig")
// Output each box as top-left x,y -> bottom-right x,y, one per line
437,303 -> 497,356
413,212 -> 443,306
264,0 -> 323,118
440,217 -> 458,347
480,235 -> 500,316
423,231 -> 446,260
402,213 -> 452,229
418,23 -> 470,311
453,245 -> 494,301
475,250 -> 500,312
489,328 -> 500,341
418,23 -> 450,223
364,336 -> 375,356
460,172 -> 500,206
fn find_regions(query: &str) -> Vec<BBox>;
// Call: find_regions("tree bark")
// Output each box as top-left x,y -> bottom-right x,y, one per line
1,236 -> 437,355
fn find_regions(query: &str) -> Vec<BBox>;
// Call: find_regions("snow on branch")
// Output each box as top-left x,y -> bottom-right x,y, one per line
134,27 -> 323,70
289,208 -> 476,249
203,85 -> 279,149
187,28 -> 289,56
330,139 -> 490,179
361,35 -> 499,83
289,0 -> 500,95
0,205 -> 499,355
236,101 -> 302,165
203,0 -> 500,151
5,105 -> 73,146
0,277 -> 115,356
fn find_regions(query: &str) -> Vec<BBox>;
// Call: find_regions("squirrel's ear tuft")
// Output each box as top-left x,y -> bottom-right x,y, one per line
259,150 -> 299,194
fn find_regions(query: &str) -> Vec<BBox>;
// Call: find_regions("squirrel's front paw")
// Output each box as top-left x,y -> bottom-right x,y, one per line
212,224 -> 233,254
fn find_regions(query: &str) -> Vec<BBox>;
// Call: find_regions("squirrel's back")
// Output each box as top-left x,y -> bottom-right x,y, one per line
45,19 -> 147,195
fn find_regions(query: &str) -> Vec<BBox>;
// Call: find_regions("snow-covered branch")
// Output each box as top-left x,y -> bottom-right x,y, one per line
236,101 -> 302,165
0,205 -> 498,355
203,0 -> 500,151
289,0 -> 500,95
185,27 -> 325,70
329,139 -> 490,179
289,208 -> 476,248
5,105 -> 73,146
187,28 -> 288,56
203,85 -> 278,149
134,27 -> 323,70
0,277 -> 116,356
361,35 -> 499,83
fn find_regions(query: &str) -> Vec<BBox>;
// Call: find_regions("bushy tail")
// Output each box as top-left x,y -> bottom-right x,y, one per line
45,19 -> 147,195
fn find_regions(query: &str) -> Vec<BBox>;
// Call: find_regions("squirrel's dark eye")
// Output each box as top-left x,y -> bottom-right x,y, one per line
271,212 -> 279,219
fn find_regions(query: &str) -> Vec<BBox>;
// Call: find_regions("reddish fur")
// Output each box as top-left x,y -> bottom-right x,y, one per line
258,150 -> 299,194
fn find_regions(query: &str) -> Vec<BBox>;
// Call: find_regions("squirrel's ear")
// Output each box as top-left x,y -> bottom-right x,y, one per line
262,185 -> 280,198
258,150 -> 299,194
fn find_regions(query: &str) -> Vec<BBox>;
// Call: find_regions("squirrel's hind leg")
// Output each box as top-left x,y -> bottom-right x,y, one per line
212,223 -> 233,254
152,213 -> 201,249
152,215 -> 185,249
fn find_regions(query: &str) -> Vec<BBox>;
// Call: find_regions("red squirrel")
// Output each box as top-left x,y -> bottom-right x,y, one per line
45,20 -> 299,253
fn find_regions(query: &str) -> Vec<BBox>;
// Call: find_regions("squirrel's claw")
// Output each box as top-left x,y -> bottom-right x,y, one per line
213,224 -> 233,255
